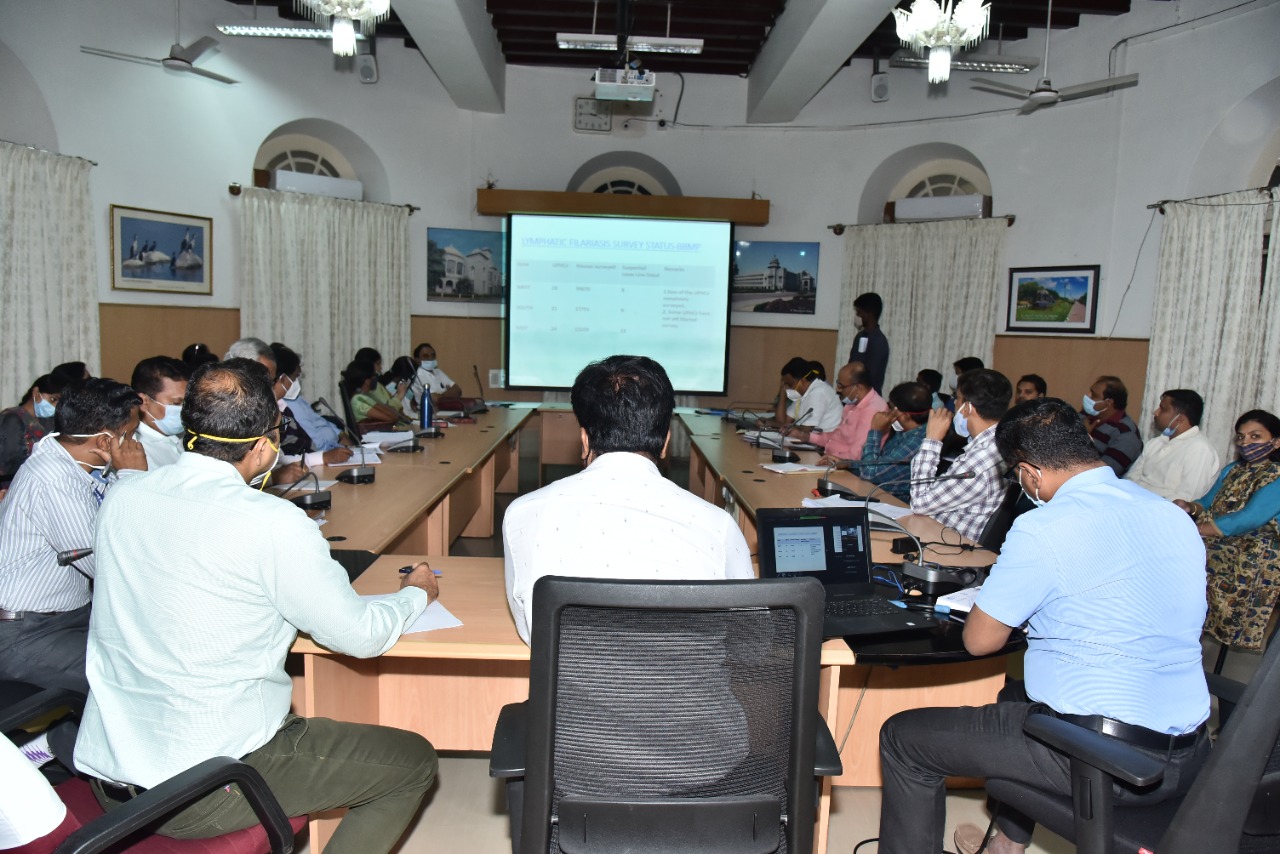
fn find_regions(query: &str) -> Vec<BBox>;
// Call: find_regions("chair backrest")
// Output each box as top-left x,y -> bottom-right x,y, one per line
1160,636 -> 1280,852
978,483 -> 1025,553
521,576 -> 825,854
337,380 -> 361,436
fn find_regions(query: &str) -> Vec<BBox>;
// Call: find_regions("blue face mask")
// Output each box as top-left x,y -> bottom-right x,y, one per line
34,396 -> 56,419
1159,414 -> 1180,439
153,404 -> 184,437
1082,394 -> 1101,417
1017,465 -> 1047,507
420,359 -> 438,372
953,402 -> 971,439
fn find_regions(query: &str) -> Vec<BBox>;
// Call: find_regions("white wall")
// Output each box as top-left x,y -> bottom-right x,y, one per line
2,0 -> 1277,338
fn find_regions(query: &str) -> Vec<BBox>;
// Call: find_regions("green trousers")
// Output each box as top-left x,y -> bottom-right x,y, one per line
94,715 -> 438,854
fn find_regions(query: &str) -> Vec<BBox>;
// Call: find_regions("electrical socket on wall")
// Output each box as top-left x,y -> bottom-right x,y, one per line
488,369 -> 505,389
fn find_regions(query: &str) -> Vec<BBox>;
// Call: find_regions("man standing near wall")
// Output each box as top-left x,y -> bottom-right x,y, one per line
849,293 -> 889,394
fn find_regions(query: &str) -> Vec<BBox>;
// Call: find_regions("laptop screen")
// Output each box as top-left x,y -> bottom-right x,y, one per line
756,507 -> 873,585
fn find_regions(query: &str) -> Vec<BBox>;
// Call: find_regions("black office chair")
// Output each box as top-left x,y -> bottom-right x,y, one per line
983,637 -> 1280,854
977,484 -> 1027,554
489,576 -> 841,854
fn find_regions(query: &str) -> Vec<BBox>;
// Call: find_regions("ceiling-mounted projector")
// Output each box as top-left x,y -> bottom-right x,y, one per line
594,68 -> 656,101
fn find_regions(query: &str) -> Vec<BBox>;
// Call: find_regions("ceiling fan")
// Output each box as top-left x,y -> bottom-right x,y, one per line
81,1 -> 238,84
970,0 -> 1135,114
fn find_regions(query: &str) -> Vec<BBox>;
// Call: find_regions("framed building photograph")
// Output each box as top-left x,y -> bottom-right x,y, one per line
110,205 -> 211,295
427,227 -> 505,304
731,240 -> 819,315
1006,265 -> 1100,334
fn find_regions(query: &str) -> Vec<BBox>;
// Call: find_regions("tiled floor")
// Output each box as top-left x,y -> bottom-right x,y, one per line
302,430 -> 1261,854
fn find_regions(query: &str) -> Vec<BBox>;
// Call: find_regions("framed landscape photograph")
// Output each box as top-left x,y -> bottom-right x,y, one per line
730,240 -> 819,315
1006,265 -> 1099,334
111,205 -> 211,295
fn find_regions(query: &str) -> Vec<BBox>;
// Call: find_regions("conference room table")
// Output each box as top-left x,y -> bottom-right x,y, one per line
301,406 -> 535,555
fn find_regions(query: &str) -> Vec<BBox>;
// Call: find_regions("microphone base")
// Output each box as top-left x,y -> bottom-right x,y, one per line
336,466 -> 376,485
388,443 -> 424,453
414,428 -> 444,439
816,478 -> 860,499
290,490 -> 333,511
771,449 -> 799,463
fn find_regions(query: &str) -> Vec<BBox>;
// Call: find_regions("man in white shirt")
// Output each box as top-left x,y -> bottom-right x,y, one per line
412,342 -> 460,402
75,359 -> 440,854
131,356 -> 189,469
772,357 -> 843,433
1124,389 -> 1221,501
503,355 -> 754,645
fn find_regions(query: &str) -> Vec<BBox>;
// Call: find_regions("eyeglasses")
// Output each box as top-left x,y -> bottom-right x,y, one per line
269,416 -> 295,439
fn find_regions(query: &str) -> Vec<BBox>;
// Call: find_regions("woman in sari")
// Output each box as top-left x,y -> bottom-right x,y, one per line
1175,409 -> 1280,651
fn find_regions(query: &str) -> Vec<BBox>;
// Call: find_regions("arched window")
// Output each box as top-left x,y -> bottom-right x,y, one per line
254,133 -> 357,180
888,158 -> 992,202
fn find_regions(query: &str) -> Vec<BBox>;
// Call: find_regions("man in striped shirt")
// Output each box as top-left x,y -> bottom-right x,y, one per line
1083,375 -> 1143,475
0,379 -> 145,693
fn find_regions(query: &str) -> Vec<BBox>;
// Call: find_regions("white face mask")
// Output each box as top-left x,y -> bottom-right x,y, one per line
60,430 -> 122,474
282,375 -> 301,401
152,403 -> 184,436
784,388 -> 802,402
419,359 -> 438,372
1017,465 -> 1047,507
953,402 -> 971,439
248,438 -> 281,489
890,420 -> 905,433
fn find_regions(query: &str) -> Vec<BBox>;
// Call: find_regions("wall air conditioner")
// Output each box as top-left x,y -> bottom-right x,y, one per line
271,169 -> 364,201
885,194 -> 991,223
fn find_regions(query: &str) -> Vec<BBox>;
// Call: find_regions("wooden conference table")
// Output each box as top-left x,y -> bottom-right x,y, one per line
304,406 -> 535,555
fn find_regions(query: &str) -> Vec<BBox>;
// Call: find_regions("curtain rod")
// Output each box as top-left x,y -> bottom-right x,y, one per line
0,137 -> 97,166
827,214 -> 1015,234
1147,185 -> 1272,212
227,182 -> 419,215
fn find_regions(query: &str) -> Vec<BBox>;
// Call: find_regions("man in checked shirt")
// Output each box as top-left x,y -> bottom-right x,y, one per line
910,369 -> 1013,542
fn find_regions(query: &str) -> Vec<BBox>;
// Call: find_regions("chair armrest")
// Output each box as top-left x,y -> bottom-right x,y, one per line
0,683 -> 85,732
489,702 -> 527,779
814,718 -> 842,778
1023,715 -> 1166,788
56,757 -> 295,854
1206,673 -> 1245,706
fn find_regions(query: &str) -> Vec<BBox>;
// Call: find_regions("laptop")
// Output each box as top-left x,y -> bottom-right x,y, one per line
756,506 -> 939,638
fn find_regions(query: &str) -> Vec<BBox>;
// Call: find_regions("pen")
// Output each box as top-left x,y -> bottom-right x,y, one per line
398,564 -> 443,576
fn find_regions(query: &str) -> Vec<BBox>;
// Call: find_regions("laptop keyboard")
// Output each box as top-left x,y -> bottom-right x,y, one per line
826,597 -> 901,617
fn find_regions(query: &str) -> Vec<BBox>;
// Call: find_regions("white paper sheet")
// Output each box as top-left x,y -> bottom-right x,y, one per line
362,594 -> 463,635
936,586 -> 981,613
760,462 -> 827,474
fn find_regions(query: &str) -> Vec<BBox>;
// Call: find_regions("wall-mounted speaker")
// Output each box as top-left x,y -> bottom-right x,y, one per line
871,72 -> 889,103
357,54 -> 378,84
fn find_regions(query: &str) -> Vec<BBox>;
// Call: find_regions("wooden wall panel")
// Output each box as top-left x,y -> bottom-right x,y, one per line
98,305 -> 241,383
96,310 -> 1147,419
992,335 -> 1151,418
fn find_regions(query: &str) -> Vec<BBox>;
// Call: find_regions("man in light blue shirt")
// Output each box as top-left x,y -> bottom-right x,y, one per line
878,397 -> 1210,854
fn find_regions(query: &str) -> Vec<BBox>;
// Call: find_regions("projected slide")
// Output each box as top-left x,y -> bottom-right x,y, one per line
506,214 -> 732,392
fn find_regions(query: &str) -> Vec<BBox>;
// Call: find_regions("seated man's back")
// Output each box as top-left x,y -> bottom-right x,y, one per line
503,356 -> 753,645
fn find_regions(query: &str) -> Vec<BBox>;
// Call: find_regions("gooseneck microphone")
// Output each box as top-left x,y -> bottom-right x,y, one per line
816,457 -> 914,498
772,408 -> 813,463
471,365 -> 490,414
861,470 -> 982,594
56,547 -> 93,567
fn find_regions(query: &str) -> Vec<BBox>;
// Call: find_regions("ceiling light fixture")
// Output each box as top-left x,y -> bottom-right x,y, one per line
216,23 -> 358,39
888,49 -> 1036,74
893,0 -> 990,84
293,0 -> 389,56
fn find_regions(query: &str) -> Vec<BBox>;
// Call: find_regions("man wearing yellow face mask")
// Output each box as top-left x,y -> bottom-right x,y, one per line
78,358 -> 440,854
0,378 -> 146,694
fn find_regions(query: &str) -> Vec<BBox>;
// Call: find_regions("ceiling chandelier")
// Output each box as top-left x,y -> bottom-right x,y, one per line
893,0 -> 991,84
294,0 -> 389,56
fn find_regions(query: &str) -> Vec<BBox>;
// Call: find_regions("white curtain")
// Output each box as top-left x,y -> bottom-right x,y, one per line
239,188 -> 409,407
836,218 -> 1007,390
1142,189 -> 1276,455
1257,189 -> 1280,414
0,142 -> 98,404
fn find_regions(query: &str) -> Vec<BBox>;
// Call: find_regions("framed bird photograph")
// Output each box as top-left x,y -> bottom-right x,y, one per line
110,204 -> 212,295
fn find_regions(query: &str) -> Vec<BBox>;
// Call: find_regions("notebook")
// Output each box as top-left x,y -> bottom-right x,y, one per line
756,506 -> 939,638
